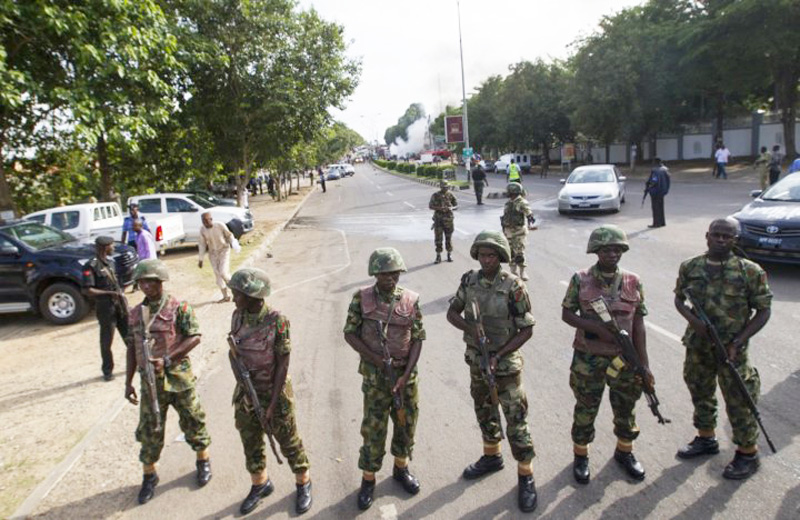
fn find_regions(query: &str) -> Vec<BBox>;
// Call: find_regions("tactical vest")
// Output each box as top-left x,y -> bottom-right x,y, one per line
359,286 -> 418,360
230,309 -> 281,392
503,198 -> 527,227
508,164 -> 521,181
130,296 -> 182,369
462,270 -> 517,351
572,269 -> 640,356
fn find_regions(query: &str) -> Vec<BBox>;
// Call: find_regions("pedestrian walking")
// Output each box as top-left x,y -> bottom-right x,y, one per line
471,160 -> 488,205
318,167 -> 327,194
83,235 -> 129,381
198,212 -> 236,303
540,153 -> 550,178
715,143 -> 731,179
754,146 -> 771,190
227,268 -> 313,515
501,182 -> 533,280
645,158 -> 670,228
428,180 -> 458,264
124,259 -> 212,504
344,248 -> 424,511
446,231 -> 538,513
768,145 -> 783,185
673,218 -> 772,480
267,175 -> 276,198
561,225 -> 652,484
133,219 -> 157,260
507,159 -> 521,183
121,203 -> 150,248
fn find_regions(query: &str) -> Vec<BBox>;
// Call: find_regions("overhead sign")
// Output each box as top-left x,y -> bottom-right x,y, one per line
462,147 -> 473,158
445,115 -> 464,143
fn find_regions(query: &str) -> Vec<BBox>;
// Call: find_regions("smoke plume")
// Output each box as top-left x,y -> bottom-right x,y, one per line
389,118 -> 427,158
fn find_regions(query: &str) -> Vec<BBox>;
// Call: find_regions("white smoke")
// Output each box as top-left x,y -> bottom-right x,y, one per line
389,118 -> 427,158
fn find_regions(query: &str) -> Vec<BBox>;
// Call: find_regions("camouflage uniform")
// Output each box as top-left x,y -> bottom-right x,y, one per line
502,195 -> 532,267
562,265 -> 647,446
429,190 -> 458,253
129,294 -> 211,465
344,286 -> 425,472
451,269 -> 536,463
675,254 -> 772,448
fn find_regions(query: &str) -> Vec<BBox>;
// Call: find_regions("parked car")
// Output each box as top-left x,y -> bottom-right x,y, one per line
185,190 -> 237,207
557,164 -> 626,214
479,160 -> 496,173
0,220 -> 138,324
127,193 -> 253,243
730,174 -> 800,265
326,169 -> 342,181
495,159 -> 509,174
341,164 -> 355,177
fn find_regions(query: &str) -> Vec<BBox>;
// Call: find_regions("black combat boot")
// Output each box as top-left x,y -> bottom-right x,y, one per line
463,454 -> 504,480
392,465 -> 420,495
295,481 -> 312,514
357,478 -> 375,511
434,253 -> 442,264
138,473 -> 159,505
240,480 -> 274,515
196,459 -> 212,487
722,452 -> 760,480
573,455 -> 590,484
677,436 -> 720,459
518,474 -> 538,512
447,252 -> 453,262
614,450 -> 645,481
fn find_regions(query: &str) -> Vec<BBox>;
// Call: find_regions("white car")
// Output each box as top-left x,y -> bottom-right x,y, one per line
494,160 -> 509,173
558,165 -> 626,214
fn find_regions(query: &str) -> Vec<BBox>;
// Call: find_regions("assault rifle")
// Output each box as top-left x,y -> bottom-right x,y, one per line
471,301 -> 504,438
228,333 -> 283,464
683,291 -> 776,453
139,312 -> 161,433
588,298 -> 670,425
377,297 -> 405,427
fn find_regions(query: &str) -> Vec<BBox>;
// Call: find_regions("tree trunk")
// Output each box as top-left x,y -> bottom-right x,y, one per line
0,129 -> 16,216
714,92 -> 725,150
776,68 -> 798,159
97,133 -> 112,201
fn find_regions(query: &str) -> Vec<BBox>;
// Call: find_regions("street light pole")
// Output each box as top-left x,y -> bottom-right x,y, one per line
457,0 -> 470,156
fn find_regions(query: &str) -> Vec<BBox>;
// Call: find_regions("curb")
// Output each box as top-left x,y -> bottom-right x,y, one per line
371,164 -> 465,190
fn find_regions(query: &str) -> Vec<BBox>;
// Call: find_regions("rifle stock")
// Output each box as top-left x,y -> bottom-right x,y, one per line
377,294 -> 405,427
471,301 -> 504,438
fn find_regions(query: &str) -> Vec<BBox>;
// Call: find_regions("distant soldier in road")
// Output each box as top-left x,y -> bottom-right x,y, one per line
471,160 -> 488,205
561,225 -> 651,484
446,231 -> 538,513
344,248 -> 424,511
501,182 -> 533,281
429,180 -> 458,264
227,268 -> 312,515
83,235 -> 129,381
674,218 -> 772,480
198,212 -> 236,303
124,259 -> 212,505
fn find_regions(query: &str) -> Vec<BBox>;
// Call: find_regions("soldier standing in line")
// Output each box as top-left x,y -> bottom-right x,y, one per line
124,259 -> 212,504
446,231 -> 538,513
561,225 -> 651,484
83,235 -> 129,381
501,182 -> 533,281
344,248 -> 424,511
674,218 -> 772,480
429,179 -> 458,264
471,159 -> 488,205
227,268 -> 313,515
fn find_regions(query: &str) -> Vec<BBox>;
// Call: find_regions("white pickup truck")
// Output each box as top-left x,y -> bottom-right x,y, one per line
127,193 -> 254,242
24,202 -> 186,253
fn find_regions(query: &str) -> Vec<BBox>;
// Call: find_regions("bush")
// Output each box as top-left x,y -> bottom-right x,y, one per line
387,160 -> 397,170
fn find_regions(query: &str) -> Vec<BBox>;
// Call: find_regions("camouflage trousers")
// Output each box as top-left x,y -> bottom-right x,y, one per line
359,367 -> 419,472
474,184 -> 484,204
569,350 -> 642,446
503,226 -> 528,266
469,366 -> 535,462
234,379 -> 310,475
433,217 -> 454,253
136,378 -> 211,465
684,340 -> 761,447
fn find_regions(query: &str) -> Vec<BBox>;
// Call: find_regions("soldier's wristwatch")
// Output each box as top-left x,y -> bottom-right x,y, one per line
163,356 -> 172,369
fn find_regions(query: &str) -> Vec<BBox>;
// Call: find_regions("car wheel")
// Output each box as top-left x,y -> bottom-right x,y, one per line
39,282 -> 88,325
558,209 -> 567,215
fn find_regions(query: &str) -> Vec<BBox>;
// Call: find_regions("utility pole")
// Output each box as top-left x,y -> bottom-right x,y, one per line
457,0 -> 470,158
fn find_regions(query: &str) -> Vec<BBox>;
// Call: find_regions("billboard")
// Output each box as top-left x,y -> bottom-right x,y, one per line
561,143 -> 576,161
445,115 -> 464,143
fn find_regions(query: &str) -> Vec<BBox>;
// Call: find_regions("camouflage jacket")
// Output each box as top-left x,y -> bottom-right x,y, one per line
429,191 -> 458,219
502,197 -> 531,228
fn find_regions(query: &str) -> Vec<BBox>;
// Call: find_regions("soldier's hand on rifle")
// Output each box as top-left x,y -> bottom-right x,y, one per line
392,373 -> 409,395
635,367 -> 655,389
592,324 -> 616,344
125,384 -> 139,405
689,319 -> 709,341
149,357 -> 165,374
727,337 -> 744,362
264,402 -> 276,424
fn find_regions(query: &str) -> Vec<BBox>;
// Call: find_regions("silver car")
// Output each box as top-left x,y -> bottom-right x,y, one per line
558,165 -> 626,214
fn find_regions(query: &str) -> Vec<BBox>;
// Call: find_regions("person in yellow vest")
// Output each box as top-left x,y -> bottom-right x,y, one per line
507,159 -> 521,183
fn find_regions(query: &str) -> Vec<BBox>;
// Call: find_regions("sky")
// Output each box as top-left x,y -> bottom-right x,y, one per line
299,0 -> 642,144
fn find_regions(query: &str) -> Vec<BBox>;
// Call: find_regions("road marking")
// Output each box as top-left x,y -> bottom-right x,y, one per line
646,321 -> 683,344
455,227 -> 469,235
379,504 -> 398,520
272,228 -> 351,295
386,191 -> 394,197
559,280 -> 569,287
403,201 -> 416,209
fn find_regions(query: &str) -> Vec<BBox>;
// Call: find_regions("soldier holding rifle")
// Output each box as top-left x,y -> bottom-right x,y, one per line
447,231 -> 537,513
429,179 -> 458,264
344,248 -> 424,511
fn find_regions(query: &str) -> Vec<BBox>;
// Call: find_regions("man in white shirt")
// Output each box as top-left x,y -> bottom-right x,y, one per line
714,143 -> 732,179
198,212 -> 236,302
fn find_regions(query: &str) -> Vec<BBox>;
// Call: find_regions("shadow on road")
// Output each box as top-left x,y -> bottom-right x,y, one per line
0,376 -> 107,412
29,485 -> 138,519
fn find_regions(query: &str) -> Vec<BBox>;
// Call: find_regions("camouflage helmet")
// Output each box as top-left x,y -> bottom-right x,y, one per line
133,259 -> 170,282
228,267 -> 271,298
506,182 -> 525,196
587,224 -> 630,254
470,230 -> 511,263
368,247 -> 407,276
439,179 -> 448,188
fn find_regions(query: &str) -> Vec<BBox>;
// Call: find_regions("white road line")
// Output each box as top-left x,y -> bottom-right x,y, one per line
559,280 -> 569,286
386,191 -> 394,197
271,228 -> 351,295
646,321 -> 683,344
379,504 -> 398,520
454,227 -> 469,235
403,201 -> 416,209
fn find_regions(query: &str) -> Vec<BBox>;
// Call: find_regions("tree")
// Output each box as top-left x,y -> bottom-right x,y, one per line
467,76 -> 504,154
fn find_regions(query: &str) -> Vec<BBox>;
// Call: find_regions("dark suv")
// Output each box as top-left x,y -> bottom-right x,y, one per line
0,220 -> 138,324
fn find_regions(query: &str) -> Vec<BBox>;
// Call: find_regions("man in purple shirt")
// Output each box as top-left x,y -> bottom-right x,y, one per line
133,219 -> 156,260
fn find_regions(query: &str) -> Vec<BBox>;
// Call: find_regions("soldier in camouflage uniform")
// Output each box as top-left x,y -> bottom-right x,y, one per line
446,231 -> 538,513
501,182 -> 533,281
674,218 -> 772,480
227,268 -> 312,515
124,259 -> 212,505
561,225 -> 652,484
344,248 -> 425,511
429,179 -> 458,264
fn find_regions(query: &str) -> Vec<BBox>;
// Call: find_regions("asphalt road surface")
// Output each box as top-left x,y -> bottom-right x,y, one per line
122,163 -> 800,520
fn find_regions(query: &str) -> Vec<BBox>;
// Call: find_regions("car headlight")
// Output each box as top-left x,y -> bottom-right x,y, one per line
559,192 -> 570,201
601,193 -> 615,200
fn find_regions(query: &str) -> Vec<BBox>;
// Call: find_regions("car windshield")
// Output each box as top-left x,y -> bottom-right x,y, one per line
187,194 -> 215,208
4,222 -> 75,250
568,169 -> 615,183
761,175 -> 800,202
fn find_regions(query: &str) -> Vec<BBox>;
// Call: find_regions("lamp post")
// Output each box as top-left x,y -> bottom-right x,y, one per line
457,0 -> 470,179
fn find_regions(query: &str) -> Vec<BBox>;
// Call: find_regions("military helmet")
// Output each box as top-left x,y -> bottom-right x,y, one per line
368,247 -> 407,276
439,179 -> 448,188
506,182 -> 525,196
470,230 -> 511,263
228,268 -> 271,298
133,259 -> 170,281
587,225 -> 630,254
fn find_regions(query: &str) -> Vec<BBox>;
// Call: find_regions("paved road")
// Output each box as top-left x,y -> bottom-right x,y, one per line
122,163 -> 800,519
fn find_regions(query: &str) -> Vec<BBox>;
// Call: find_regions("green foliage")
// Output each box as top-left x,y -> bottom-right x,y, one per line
384,103 -> 425,145
387,160 -> 397,170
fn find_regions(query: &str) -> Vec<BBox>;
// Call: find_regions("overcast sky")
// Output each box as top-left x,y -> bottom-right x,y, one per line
299,0 -> 641,143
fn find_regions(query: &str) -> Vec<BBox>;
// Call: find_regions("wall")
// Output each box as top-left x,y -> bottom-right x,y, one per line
656,137 -> 679,161
682,134 -> 713,160
723,128 -> 751,157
